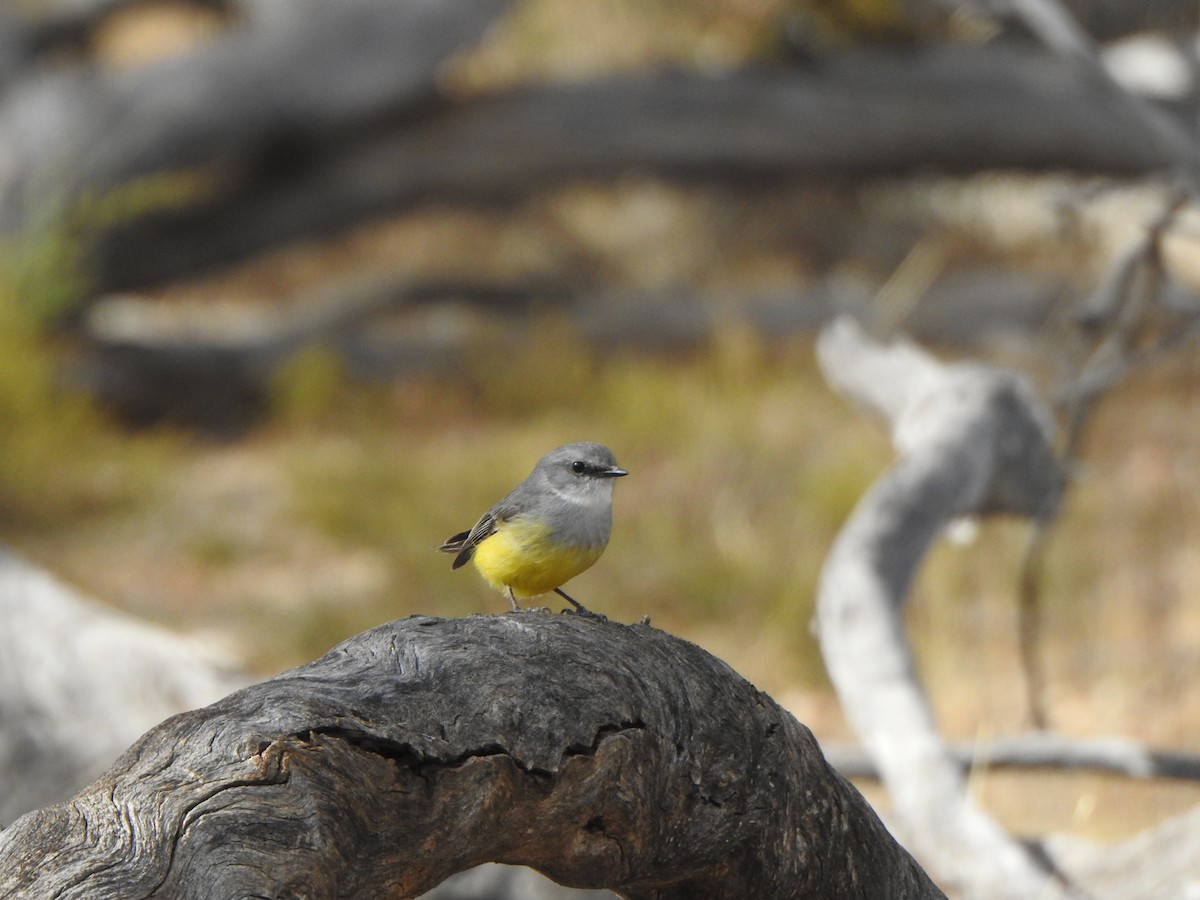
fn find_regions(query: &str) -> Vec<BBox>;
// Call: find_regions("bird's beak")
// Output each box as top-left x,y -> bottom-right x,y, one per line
602,466 -> 628,478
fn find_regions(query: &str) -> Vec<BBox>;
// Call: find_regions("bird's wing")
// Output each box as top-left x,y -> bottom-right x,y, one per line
440,502 -> 516,569
437,528 -> 473,554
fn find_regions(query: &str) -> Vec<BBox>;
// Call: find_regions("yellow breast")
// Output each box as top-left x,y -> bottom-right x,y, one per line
470,518 -> 605,599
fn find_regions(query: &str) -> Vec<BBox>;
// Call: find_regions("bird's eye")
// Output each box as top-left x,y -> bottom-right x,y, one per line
571,460 -> 588,474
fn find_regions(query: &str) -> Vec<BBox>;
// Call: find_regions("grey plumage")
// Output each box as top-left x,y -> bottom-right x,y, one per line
438,441 -> 627,615
439,441 -> 625,565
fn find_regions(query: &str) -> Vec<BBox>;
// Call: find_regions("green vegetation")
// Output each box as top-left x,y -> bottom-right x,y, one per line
269,345 -> 351,429
0,165 -> 226,528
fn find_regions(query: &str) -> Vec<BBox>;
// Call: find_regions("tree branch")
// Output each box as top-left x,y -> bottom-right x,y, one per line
81,44 -> 1198,293
0,8 -> 1192,292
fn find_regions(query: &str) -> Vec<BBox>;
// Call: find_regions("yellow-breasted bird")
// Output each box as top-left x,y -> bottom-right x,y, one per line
438,442 -> 626,616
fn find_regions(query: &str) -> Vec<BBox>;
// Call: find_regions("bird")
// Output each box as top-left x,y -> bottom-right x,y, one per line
438,442 -> 627,616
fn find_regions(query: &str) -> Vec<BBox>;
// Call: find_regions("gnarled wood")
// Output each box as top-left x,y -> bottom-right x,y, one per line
0,614 -> 945,899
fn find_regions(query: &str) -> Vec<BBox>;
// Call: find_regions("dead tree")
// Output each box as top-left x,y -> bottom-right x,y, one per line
0,613 -> 946,899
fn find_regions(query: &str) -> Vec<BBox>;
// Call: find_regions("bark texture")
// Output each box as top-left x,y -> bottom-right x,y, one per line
0,613 -> 945,899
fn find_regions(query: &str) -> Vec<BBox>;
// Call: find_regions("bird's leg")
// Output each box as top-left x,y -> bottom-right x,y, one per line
504,586 -> 522,612
554,587 -> 607,621
506,586 -> 549,613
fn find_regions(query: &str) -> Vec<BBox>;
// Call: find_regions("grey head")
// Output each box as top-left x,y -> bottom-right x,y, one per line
440,442 -> 627,568
523,441 -> 627,503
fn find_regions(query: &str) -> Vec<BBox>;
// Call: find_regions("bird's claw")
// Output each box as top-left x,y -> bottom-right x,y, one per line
561,605 -> 607,622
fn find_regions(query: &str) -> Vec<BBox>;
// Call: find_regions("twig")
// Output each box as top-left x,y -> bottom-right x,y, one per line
823,733 -> 1200,781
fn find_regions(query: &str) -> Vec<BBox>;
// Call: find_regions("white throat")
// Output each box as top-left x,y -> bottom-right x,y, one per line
552,482 -> 612,507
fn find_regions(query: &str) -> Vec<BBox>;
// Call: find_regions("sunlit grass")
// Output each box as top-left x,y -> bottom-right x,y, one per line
0,167 -> 228,531
269,345 -> 352,429
446,0 -> 794,93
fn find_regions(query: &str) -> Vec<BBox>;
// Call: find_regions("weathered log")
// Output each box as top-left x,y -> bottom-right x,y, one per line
70,268 -> 1064,434
0,613 -> 946,899
0,0 -> 1193,294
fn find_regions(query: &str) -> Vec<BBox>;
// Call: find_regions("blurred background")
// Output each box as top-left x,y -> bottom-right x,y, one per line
2,0 -> 1200,866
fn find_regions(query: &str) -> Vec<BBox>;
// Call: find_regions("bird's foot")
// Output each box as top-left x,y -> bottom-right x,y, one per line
553,588 -> 607,621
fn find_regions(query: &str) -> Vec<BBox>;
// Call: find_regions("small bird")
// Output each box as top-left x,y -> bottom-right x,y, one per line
439,442 -> 627,616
